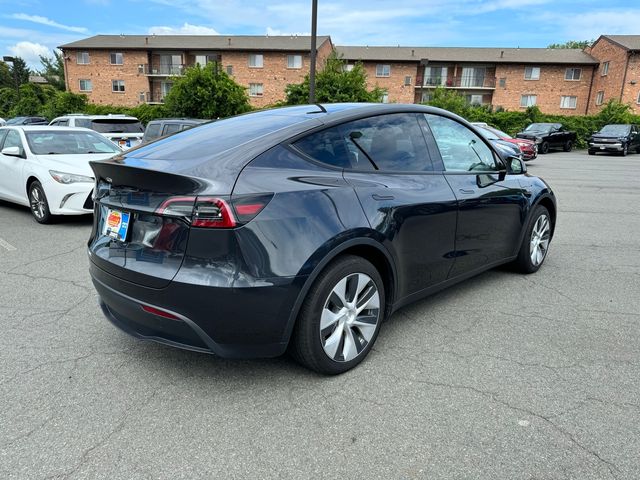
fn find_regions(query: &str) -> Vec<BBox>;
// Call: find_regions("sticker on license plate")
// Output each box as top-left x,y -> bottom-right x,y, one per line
119,139 -> 131,148
103,209 -> 131,242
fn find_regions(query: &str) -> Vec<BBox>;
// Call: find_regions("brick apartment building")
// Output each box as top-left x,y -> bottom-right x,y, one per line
586,35 -> 640,113
59,34 -> 640,115
60,34 -> 333,108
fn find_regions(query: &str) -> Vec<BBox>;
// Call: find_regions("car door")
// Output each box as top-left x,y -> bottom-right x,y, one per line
294,113 -> 458,299
0,129 -> 28,203
631,125 -> 640,151
424,113 -> 528,277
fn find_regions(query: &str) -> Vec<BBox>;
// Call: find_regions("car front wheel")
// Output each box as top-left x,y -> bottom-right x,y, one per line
28,181 -> 53,224
563,140 -> 573,152
540,141 -> 549,154
512,205 -> 551,274
290,255 -> 385,374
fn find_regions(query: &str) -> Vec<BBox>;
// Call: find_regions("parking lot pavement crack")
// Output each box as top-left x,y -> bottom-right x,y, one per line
403,377 -> 620,479
5,245 -> 87,274
2,270 -> 91,292
43,387 -> 164,480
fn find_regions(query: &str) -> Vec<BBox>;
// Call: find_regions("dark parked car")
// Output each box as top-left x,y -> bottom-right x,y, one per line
142,118 -> 208,143
516,123 -> 576,154
6,116 -> 47,126
588,124 -> 640,156
474,125 -> 524,160
88,104 -> 556,374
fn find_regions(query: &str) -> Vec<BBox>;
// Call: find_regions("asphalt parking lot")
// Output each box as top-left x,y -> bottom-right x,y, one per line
1,150 -> 639,479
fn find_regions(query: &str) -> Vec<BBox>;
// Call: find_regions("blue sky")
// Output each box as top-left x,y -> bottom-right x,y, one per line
1,0 -> 639,68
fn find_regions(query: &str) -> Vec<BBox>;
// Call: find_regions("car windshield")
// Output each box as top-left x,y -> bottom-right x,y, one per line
6,117 -> 26,125
25,131 -> 121,155
599,125 -> 630,135
525,123 -> 554,132
85,119 -> 144,133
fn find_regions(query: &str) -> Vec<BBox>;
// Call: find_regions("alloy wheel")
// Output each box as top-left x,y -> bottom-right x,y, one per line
320,272 -> 380,362
530,214 -> 550,266
30,186 -> 46,220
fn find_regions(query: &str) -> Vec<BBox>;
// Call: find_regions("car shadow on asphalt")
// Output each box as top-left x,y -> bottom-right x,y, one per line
0,200 -> 93,225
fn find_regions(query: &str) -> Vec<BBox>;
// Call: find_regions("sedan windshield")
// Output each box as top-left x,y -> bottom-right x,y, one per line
599,124 -> 630,136
6,117 -> 26,125
525,123 -> 554,132
25,131 -> 121,155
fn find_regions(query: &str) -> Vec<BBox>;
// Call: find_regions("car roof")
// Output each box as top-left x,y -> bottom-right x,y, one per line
3,126 -> 102,132
56,114 -> 139,120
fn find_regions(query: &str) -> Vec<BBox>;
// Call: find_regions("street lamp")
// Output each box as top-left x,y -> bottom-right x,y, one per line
2,56 -> 19,98
309,0 -> 318,104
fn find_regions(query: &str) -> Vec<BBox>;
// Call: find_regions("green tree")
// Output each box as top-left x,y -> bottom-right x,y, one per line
0,62 -> 13,89
41,91 -> 88,119
285,51 -> 384,104
38,51 -> 66,91
547,40 -> 593,49
595,99 -> 633,126
9,57 -> 31,86
0,87 -> 17,116
422,87 -> 470,116
163,62 -> 251,118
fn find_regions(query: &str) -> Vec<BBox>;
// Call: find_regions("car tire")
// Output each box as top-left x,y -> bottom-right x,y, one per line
540,142 -> 549,154
588,150 -> 595,155
28,181 -> 53,224
563,140 -> 573,152
621,144 -> 628,156
290,255 -> 385,375
512,205 -> 552,274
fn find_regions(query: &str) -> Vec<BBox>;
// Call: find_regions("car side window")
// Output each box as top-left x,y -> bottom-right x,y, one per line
338,113 -> 433,172
145,123 -> 162,141
293,125 -> 357,169
58,119 -> 69,127
3,130 -> 24,155
163,124 -> 182,135
424,114 -> 499,172
0,130 -> 8,149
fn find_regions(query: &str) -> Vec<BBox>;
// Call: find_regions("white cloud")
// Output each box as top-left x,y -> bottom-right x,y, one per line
266,27 -> 310,36
8,41 -> 51,66
11,13 -> 88,34
148,23 -> 220,35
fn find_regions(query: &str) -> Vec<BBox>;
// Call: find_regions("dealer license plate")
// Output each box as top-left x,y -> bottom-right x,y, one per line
103,208 -> 131,242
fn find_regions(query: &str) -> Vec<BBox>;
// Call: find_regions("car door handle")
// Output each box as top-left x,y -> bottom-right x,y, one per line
372,194 -> 395,201
459,189 -> 475,195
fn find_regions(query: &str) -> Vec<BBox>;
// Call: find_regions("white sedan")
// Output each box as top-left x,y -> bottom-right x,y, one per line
0,126 -> 121,224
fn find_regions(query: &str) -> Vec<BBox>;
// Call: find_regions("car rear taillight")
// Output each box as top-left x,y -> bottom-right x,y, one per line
154,193 -> 272,228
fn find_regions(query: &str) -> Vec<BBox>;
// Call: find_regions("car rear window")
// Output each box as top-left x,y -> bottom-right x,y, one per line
90,119 -> 144,133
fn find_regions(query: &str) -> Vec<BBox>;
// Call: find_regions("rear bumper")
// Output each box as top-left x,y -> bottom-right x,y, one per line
90,258 -> 304,358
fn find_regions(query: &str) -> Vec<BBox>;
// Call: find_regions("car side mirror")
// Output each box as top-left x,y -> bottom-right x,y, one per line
507,155 -> 526,174
1,146 -> 22,157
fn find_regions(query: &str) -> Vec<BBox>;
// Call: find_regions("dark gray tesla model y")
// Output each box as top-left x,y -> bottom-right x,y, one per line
88,104 -> 556,374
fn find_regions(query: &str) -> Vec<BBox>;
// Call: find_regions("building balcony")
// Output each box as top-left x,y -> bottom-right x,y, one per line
140,64 -> 187,76
418,76 -> 496,89
141,92 -> 165,104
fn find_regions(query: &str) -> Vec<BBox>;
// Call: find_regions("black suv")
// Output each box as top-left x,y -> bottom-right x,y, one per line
588,124 -> 640,156
516,123 -> 577,154
142,118 -> 208,143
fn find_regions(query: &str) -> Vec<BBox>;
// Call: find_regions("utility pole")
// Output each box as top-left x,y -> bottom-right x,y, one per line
309,0 -> 318,104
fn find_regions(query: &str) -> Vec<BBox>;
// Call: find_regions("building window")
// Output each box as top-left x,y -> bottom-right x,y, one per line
596,91 -> 605,105
111,80 -> 125,93
499,77 -> 506,88
381,91 -> 389,103
110,52 -> 123,65
565,68 -> 582,81
421,92 -> 432,103
376,64 -> 391,77
287,55 -> 302,69
249,54 -> 263,68
424,66 -> 447,86
344,64 -> 354,72
602,62 -> 609,76
560,95 -> 577,109
226,65 -> 233,75
249,83 -> 263,97
466,94 -> 483,105
404,75 -> 412,86
524,66 -> 540,80
79,79 -> 92,92
637,91 -> 640,104
520,95 -> 537,107
77,52 -> 90,65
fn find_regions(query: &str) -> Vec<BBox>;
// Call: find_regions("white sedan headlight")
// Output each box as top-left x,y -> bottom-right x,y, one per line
49,170 -> 94,184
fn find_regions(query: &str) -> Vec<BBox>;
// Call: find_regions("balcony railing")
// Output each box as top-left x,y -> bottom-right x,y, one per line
141,64 -> 186,76
420,76 -> 496,89
141,92 -> 165,104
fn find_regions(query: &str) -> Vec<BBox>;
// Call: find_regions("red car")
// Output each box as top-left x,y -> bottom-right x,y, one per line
476,125 -> 538,161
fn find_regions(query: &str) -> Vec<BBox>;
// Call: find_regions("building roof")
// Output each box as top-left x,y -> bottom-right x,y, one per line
59,34 -> 331,52
602,35 -> 640,51
336,46 -> 598,65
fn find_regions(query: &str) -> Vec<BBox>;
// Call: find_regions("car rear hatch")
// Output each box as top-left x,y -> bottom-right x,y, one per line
88,163 -> 206,288
90,119 -> 144,149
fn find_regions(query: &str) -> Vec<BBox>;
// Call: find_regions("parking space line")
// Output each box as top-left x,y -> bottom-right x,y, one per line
0,237 -> 17,251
